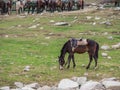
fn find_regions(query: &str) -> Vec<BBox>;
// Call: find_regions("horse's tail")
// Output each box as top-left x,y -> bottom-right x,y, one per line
95,42 -> 99,59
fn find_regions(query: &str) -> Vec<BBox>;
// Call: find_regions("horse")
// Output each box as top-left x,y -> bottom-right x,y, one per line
58,38 -> 99,70
76,0 -> 84,10
0,0 -> 5,15
0,0 -> 12,15
6,0 -> 12,15
55,0 -> 66,11
24,0 -> 37,14
48,0 -> 56,12
37,0 -> 45,13
67,0 -> 74,11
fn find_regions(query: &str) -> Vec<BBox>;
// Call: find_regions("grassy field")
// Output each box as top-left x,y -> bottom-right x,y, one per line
0,8 -> 120,87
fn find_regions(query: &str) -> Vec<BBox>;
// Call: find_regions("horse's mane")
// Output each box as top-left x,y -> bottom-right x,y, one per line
60,40 -> 70,57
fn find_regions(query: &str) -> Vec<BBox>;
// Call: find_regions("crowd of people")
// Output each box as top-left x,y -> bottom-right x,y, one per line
0,0 -> 84,15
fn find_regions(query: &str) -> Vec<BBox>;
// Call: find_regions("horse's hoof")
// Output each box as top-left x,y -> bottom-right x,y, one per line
67,65 -> 70,69
94,66 -> 98,70
86,67 -> 89,69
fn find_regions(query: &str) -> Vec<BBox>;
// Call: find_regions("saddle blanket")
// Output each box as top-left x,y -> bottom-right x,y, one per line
70,38 -> 88,51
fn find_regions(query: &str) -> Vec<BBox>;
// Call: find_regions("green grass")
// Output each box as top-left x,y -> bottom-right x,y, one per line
0,8 -> 120,87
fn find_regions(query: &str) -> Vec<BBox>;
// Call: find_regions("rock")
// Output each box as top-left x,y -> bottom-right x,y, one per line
0,86 -> 10,90
84,72 -> 88,76
24,65 -> 30,71
58,79 -> 79,89
80,80 -> 105,90
25,83 -> 40,89
72,77 -> 87,85
107,36 -> 113,40
102,81 -> 120,89
95,16 -> 100,20
45,36 -> 50,39
101,45 -> 110,50
21,86 -> 35,90
111,44 -> 120,49
40,27 -> 44,30
54,22 -> 69,26
41,85 -> 51,90
114,7 -> 120,11
86,16 -> 92,20
92,22 -> 96,25
107,56 -> 112,59
50,20 -> 55,23
101,52 -> 108,57
100,21 -> 112,26
28,25 -> 37,29
103,32 -> 108,35
14,82 -> 24,88
100,77 -> 118,82
5,35 -> 9,38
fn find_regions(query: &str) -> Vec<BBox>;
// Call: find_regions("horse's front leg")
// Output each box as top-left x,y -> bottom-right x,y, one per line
67,54 -> 72,69
71,54 -> 76,68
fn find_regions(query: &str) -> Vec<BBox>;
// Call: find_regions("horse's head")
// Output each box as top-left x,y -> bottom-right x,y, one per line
58,56 -> 65,70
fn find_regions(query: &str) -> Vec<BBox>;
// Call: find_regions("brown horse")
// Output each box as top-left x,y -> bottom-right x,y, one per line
37,0 -> 45,13
0,0 -> 5,14
56,0 -> 65,11
6,0 -> 12,15
77,0 -> 84,10
67,0 -> 74,11
58,38 -> 99,70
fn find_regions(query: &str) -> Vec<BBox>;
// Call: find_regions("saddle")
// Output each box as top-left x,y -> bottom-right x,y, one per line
70,38 -> 88,51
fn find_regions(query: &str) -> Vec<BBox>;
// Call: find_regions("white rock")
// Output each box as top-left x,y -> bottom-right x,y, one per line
107,36 -> 113,40
45,36 -> 50,39
14,82 -> 24,88
5,35 -> 9,38
24,65 -> 30,71
84,72 -> 88,76
28,25 -> 37,29
21,86 -> 35,90
95,16 -> 100,20
102,81 -> 120,88
25,83 -> 39,89
0,86 -> 10,90
58,79 -> 79,89
86,16 -> 92,20
103,32 -> 108,35
101,52 -> 108,57
101,77 -> 117,82
54,22 -> 68,26
107,56 -> 112,59
101,45 -> 110,50
92,22 -> 96,25
40,27 -> 44,30
50,20 -> 55,23
80,80 -> 105,90
72,77 -> 87,85
41,85 -> 51,90
76,77 -> 87,85
111,44 -> 120,49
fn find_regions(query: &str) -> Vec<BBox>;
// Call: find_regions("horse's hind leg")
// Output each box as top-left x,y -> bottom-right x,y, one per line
93,56 -> 98,69
86,54 -> 93,69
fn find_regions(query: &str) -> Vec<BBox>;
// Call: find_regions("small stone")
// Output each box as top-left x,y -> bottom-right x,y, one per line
14,82 -> 24,88
101,52 -> 108,57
